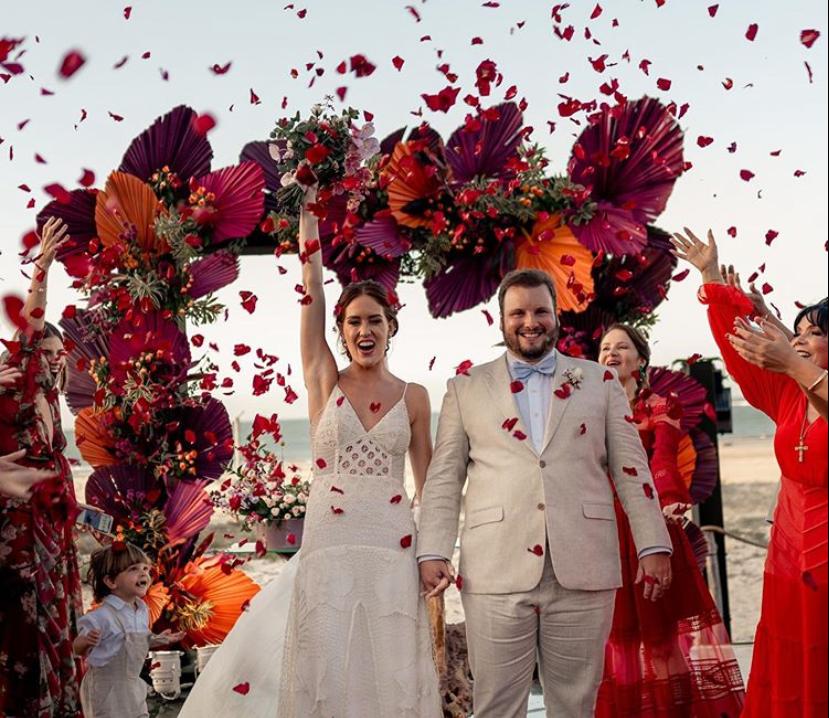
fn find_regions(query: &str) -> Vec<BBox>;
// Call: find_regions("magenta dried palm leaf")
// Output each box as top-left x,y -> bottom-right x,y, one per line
187,250 -> 240,299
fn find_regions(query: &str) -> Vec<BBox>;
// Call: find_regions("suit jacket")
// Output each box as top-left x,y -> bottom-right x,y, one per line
417,351 -> 671,593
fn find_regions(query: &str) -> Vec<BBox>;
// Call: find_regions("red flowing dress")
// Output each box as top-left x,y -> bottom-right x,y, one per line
702,283 -> 828,718
596,393 -> 746,717
0,331 -> 84,717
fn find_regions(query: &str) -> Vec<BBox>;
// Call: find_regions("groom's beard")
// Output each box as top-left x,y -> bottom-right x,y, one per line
502,325 -> 559,361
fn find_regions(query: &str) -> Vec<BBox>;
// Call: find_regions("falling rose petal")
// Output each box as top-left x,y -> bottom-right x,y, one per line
286,533 -> 297,545
745,24 -> 758,41
113,55 -> 129,69
77,168 -> 95,187
510,380 -> 524,394
2,295 -> 27,331
284,386 -> 298,404
697,136 -> 714,147
455,575 -> 464,591
480,309 -> 494,326
656,77 -> 672,91
240,291 -> 258,314
623,466 -> 639,476
210,61 -> 232,75
123,6 -> 132,19
513,430 -> 527,441
603,370 -> 615,382
232,682 -> 250,695
590,3 -> 603,19
335,86 -> 347,101
707,4 -> 718,16
528,544 -> 544,556
250,88 -> 261,105
804,62 -> 814,84
108,111 -> 124,122
739,169 -> 755,182
554,384 -> 572,400
369,402 -> 381,413
400,534 -> 413,549
331,506 -> 344,515
422,86 -> 460,112
330,486 -> 344,494
315,458 -> 327,469
192,113 -> 217,136
455,359 -> 474,376
800,29 -> 820,49
58,50 -> 86,79
672,268 -> 691,282
390,494 -> 403,504
761,282 -> 773,295
642,483 -> 655,499
392,55 -> 405,71
43,183 -> 72,204
502,417 -> 518,432
765,230 -> 779,246
687,353 -> 703,365
579,423 -> 587,435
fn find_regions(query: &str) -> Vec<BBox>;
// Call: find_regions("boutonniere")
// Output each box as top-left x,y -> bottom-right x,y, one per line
555,367 -> 584,399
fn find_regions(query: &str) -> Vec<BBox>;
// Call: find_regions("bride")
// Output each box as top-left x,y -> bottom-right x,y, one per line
179,189 -> 442,717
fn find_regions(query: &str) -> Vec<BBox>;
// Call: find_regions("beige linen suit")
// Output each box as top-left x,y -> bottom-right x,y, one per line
417,351 -> 671,717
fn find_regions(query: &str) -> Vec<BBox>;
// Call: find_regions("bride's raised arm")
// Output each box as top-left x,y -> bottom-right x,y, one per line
298,189 -> 339,421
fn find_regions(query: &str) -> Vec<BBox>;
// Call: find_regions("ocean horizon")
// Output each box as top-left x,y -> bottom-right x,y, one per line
62,404 -> 775,470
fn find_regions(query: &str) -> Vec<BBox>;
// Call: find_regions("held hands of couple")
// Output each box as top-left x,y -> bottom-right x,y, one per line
635,553 -> 672,602
419,559 -> 455,599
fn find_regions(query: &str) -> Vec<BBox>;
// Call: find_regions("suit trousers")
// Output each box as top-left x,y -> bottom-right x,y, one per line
461,551 -> 616,718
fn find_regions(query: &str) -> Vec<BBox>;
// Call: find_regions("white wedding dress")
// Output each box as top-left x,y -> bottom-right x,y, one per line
180,385 -> 441,718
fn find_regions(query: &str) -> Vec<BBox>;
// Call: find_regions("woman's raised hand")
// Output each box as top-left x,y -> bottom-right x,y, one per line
670,228 -> 721,283
37,217 -> 69,269
727,317 -> 798,374
0,364 -> 23,387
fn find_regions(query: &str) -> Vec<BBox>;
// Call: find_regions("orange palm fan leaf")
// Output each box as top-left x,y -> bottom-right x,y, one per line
676,434 -> 698,491
176,557 -> 260,647
95,172 -> 162,252
75,407 -> 118,468
514,215 -> 595,313
384,142 -> 441,229
144,581 -> 171,627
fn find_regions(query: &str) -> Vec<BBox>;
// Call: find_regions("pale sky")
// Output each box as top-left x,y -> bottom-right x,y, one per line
2,0 -> 827,422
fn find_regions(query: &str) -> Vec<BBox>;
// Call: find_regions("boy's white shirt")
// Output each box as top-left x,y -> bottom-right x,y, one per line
77,594 -> 150,667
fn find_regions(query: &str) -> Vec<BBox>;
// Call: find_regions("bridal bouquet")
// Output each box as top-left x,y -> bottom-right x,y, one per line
268,100 -> 379,216
212,439 -> 311,530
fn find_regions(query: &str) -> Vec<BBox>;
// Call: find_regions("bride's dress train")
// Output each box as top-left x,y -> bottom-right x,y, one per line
180,385 -> 441,717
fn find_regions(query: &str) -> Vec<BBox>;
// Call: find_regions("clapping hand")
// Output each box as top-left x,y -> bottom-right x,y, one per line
0,449 -> 56,500
727,317 -> 798,374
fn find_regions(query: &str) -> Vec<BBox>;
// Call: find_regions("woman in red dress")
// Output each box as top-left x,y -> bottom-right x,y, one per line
595,323 -> 746,717
673,228 -> 828,718
0,218 -> 84,717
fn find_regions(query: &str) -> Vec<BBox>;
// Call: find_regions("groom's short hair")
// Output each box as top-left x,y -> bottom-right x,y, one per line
497,269 -> 557,315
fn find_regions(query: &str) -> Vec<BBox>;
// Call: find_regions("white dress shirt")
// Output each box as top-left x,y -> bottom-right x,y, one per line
77,594 -> 150,667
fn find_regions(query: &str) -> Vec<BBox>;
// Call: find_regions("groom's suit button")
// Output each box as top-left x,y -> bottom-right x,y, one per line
539,460 -> 547,468
537,503 -> 546,511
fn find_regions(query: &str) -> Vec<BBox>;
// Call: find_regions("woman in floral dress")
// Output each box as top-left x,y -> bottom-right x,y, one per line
0,218 -> 84,717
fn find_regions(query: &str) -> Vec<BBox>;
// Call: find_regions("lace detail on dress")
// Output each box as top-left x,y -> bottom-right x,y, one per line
277,385 -> 440,718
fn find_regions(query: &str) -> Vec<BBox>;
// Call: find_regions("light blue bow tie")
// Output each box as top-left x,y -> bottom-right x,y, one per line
511,352 -> 557,382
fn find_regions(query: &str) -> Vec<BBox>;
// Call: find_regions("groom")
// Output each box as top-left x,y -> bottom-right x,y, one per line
418,269 -> 672,718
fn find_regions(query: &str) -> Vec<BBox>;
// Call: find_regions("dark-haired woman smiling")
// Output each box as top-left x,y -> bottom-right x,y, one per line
673,228 -> 827,718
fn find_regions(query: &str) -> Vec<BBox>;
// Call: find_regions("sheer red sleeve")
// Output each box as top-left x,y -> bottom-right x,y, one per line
699,282 -> 792,422
649,422 -> 692,507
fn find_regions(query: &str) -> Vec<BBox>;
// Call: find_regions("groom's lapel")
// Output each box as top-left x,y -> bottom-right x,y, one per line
482,354 -> 537,458
539,351 -> 576,455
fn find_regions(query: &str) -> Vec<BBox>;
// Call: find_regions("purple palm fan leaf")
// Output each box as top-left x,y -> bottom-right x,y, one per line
688,429 -> 719,505
59,309 -> 109,414
380,128 -> 407,157
568,201 -> 647,254
119,105 -> 213,184
85,465 -> 159,525
568,96 -> 685,225
592,226 -> 677,319
188,250 -> 240,299
173,399 -> 234,481
354,215 -> 409,259
647,367 -> 708,431
683,519 -> 711,573
557,305 -> 617,359
424,252 -> 507,319
323,235 -> 401,292
239,141 -> 281,212
163,479 -> 214,546
36,189 -> 97,278
445,102 -> 524,183
196,162 -> 266,245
